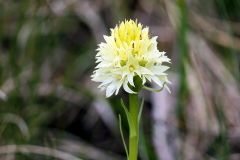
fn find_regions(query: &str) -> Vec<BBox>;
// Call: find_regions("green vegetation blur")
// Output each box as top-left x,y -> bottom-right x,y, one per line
0,0 -> 240,160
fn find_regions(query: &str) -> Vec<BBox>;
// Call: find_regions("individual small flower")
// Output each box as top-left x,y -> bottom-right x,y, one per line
92,19 -> 170,97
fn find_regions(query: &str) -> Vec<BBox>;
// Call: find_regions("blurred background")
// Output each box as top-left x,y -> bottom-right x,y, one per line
0,0 -> 240,159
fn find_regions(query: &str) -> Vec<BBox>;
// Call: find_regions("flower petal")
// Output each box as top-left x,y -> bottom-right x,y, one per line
151,76 -> 163,88
106,83 -> 117,97
127,73 -> 135,87
123,80 -> 135,94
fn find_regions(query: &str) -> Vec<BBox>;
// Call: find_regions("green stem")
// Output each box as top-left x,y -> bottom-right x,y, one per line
129,93 -> 139,160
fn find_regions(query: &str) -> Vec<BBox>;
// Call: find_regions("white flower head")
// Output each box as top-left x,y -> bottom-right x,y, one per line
92,19 -> 171,97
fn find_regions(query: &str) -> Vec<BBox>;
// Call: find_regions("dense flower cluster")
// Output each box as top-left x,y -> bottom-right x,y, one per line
92,20 -> 170,97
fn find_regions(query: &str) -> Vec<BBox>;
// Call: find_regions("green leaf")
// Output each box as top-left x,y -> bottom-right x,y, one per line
120,99 -> 130,125
143,82 -> 166,92
118,114 -> 129,159
120,99 -> 136,137
138,98 -> 144,123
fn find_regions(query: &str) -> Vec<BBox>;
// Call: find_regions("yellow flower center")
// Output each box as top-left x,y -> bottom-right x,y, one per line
129,65 -> 135,72
111,20 -> 152,63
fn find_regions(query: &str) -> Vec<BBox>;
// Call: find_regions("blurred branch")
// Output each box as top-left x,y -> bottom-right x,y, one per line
0,90 -> 7,101
73,0 -> 107,43
0,145 -> 82,160
48,0 -> 106,43
0,113 -> 30,140
203,17 -> 240,34
190,11 -> 240,51
58,139 -> 124,160
1,76 -> 85,105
